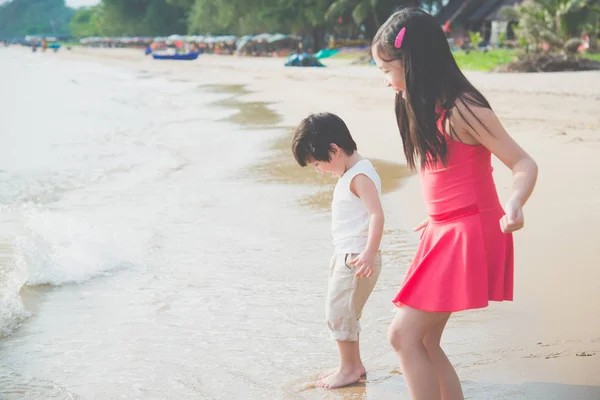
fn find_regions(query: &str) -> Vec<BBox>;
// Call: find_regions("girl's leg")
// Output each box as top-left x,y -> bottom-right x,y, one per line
423,315 -> 464,400
388,306 -> 450,400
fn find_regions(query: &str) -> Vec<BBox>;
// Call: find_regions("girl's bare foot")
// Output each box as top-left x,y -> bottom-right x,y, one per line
317,366 -> 365,389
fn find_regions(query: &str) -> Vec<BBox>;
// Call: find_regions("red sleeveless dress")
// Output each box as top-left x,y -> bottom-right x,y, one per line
393,113 -> 514,312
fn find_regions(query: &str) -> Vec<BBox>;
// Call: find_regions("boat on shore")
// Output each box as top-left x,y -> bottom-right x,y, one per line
151,51 -> 201,60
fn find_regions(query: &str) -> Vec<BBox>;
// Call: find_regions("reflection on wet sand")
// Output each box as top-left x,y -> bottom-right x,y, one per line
201,83 -> 282,128
202,83 -> 412,210
281,367 -> 407,399
282,370 -> 600,400
249,135 -> 413,210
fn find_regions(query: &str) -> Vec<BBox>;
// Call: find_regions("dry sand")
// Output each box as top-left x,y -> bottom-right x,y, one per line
57,47 -> 600,397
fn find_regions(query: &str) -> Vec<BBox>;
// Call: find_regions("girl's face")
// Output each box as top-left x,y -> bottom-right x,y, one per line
372,51 -> 406,93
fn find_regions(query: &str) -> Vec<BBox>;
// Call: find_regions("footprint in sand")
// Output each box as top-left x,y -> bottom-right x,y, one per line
576,351 -> 595,357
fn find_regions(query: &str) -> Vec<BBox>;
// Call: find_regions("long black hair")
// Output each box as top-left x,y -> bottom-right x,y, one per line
372,8 -> 491,170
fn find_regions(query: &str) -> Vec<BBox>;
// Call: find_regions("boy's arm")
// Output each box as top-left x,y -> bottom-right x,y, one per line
349,174 -> 384,277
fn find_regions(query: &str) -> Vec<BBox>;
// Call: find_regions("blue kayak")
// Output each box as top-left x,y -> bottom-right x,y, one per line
152,51 -> 200,61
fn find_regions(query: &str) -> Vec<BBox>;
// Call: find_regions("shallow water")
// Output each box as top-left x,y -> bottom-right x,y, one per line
0,49 -> 413,399
2,48 -> 599,400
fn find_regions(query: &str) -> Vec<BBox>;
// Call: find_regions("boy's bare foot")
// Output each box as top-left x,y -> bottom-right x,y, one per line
317,366 -> 364,389
318,365 -> 366,379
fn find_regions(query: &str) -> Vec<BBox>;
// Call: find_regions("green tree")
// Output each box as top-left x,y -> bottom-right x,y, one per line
502,0 -> 600,53
186,0 -> 326,41
187,0 -> 245,34
70,6 -> 103,37
0,0 -> 74,39
324,0 -> 420,38
258,0 -> 330,49
97,0 -> 187,36
166,0 -> 195,8
63,0 -> 453,43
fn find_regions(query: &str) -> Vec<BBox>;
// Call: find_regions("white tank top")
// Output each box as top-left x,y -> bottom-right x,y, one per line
331,159 -> 382,254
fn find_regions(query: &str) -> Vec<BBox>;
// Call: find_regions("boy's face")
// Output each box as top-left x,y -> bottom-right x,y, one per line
308,145 -> 346,178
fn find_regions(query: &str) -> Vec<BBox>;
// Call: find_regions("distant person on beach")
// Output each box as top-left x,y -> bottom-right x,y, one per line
371,8 -> 538,400
292,112 -> 384,389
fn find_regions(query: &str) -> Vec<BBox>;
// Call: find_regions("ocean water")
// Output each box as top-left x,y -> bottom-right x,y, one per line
0,48 -> 576,400
0,48 -> 416,400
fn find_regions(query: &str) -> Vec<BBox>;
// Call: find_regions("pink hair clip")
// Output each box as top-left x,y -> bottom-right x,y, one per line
394,27 -> 407,49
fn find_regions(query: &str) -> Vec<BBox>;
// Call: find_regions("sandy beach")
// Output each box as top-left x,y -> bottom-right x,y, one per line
6,46 -> 600,398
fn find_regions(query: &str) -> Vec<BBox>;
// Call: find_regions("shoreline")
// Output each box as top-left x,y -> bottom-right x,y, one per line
24,47 -> 600,396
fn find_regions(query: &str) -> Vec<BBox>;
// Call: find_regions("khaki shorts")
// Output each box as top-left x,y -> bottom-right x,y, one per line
325,252 -> 382,341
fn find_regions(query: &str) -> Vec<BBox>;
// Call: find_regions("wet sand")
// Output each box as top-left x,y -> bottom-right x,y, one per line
46,47 -> 600,398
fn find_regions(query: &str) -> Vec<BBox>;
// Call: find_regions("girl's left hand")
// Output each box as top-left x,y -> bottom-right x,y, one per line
501,199 -> 524,233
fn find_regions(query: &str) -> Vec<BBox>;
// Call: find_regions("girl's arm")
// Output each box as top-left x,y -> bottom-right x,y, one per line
453,101 -> 538,232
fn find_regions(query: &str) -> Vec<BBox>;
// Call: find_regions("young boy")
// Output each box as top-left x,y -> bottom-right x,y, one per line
291,112 -> 384,389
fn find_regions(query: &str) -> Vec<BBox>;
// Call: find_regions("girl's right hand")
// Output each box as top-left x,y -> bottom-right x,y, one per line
413,219 -> 429,232
500,199 -> 525,233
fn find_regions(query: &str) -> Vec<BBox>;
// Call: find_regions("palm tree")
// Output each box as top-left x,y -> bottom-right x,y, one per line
324,0 -> 421,37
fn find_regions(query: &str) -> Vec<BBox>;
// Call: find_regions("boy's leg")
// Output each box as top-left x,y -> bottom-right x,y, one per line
317,340 -> 362,388
318,253 -> 381,389
318,334 -> 365,380
352,252 -> 382,321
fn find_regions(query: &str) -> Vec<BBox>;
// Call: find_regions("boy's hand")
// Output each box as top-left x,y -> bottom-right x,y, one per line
348,250 -> 377,278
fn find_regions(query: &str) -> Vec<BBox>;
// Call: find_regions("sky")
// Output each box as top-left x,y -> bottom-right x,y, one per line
65,0 -> 100,7
0,0 -> 101,7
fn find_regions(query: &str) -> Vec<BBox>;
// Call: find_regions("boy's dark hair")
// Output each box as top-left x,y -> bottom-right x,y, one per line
291,112 -> 357,167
